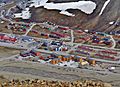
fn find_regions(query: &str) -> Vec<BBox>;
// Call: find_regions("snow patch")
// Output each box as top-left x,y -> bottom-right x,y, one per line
29,0 -> 97,16
109,21 -> 114,25
14,0 -> 97,19
14,8 -> 31,19
99,0 -> 111,16
29,0 -> 48,7
44,1 -> 96,15
60,11 -> 75,17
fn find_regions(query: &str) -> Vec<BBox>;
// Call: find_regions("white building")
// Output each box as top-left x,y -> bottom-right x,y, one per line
14,8 -> 31,19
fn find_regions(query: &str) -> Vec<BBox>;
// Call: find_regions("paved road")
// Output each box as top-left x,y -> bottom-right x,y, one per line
0,41 -> 28,49
24,23 -> 36,36
109,35 -> 116,49
66,44 -> 79,53
70,30 -> 74,43
36,49 -> 69,56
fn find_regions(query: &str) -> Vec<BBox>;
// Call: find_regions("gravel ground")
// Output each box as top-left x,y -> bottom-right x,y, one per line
0,47 -> 20,58
0,60 -> 120,87
0,66 -> 81,81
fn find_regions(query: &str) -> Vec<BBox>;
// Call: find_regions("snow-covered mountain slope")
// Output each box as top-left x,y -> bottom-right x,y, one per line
44,1 -> 96,15
23,0 -> 120,32
29,0 -> 96,16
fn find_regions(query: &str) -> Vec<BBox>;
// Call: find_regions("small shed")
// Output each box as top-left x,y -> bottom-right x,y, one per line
30,50 -> 41,56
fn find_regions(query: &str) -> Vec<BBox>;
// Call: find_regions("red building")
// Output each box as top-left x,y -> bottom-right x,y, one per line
3,35 -> 10,41
58,26 -> 70,30
30,50 -> 41,56
9,38 -> 17,42
0,34 -> 5,40
0,34 -> 17,42
51,32 -> 65,37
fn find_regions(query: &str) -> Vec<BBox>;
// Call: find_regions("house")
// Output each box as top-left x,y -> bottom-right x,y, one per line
0,34 -> 5,40
101,50 -> 117,55
51,32 -> 65,38
0,34 -> 17,42
75,56 -> 83,62
9,37 -> 17,42
75,30 -> 84,34
21,36 -> 33,42
103,41 -> 111,45
58,26 -> 70,30
20,51 -> 30,57
50,58 -> 61,64
30,50 -> 41,56
88,59 -> 96,65
2,35 -> 10,40
92,39 -> 100,43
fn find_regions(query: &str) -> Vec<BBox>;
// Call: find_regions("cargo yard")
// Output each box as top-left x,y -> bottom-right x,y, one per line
0,0 -> 120,87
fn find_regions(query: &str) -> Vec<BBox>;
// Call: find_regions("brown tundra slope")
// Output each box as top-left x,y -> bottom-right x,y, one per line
30,0 -> 120,33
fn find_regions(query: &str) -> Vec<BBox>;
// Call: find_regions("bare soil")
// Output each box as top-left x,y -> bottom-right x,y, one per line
30,0 -> 120,32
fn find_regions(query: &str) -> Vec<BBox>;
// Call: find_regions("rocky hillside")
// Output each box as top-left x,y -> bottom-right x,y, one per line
30,0 -> 120,33
0,79 -> 112,87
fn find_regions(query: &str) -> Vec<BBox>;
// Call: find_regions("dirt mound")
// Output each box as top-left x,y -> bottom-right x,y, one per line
30,0 -> 120,32
1,79 -> 112,87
